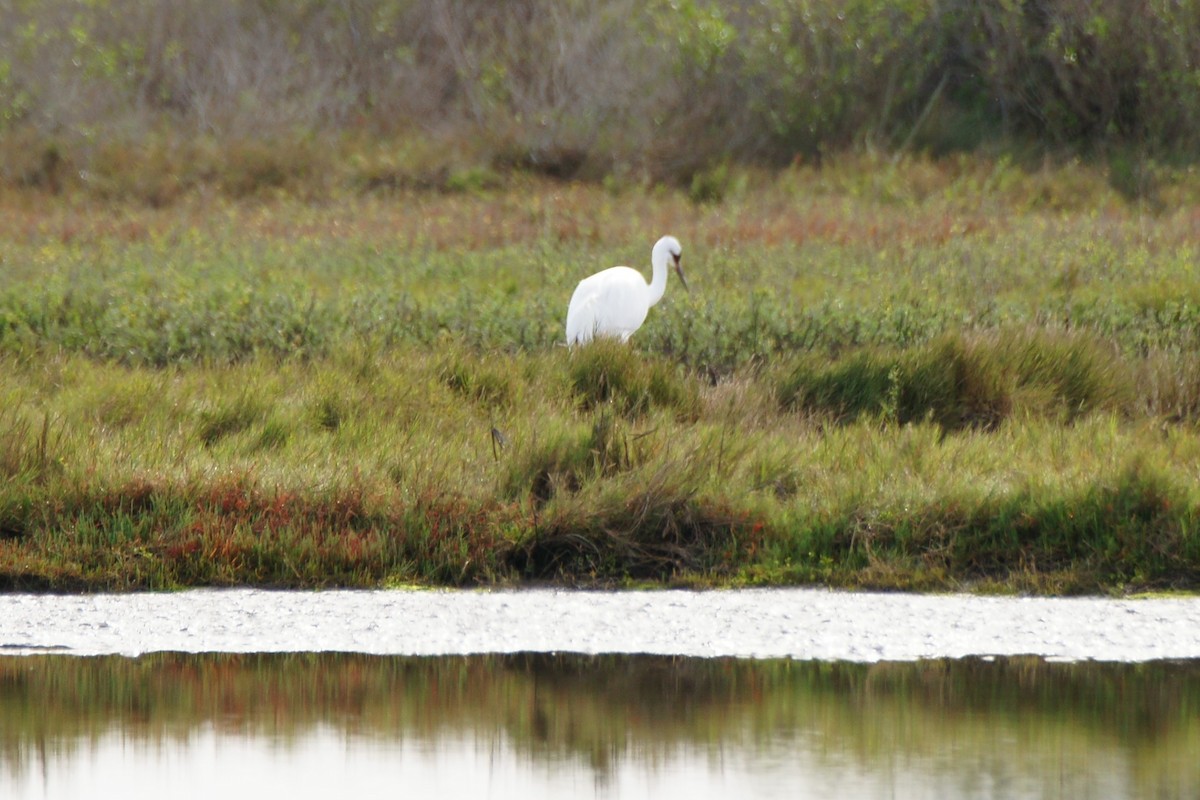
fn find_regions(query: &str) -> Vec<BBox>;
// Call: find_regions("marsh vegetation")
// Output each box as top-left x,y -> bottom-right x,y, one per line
2,1 -> 1200,592
3,161 -> 1200,592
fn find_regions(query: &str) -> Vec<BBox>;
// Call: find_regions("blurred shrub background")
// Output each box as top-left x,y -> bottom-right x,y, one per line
2,0 -> 1199,197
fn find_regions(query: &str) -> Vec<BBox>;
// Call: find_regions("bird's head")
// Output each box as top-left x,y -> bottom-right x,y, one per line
661,235 -> 688,291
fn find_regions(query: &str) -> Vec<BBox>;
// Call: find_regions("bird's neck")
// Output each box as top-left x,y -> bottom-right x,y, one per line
647,256 -> 668,307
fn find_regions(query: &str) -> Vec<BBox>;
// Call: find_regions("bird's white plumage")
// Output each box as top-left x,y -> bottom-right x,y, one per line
565,236 -> 685,345
565,266 -> 655,344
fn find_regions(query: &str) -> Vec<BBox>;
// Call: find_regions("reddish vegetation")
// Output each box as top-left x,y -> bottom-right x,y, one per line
0,178 -> 1015,260
0,471 -> 770,590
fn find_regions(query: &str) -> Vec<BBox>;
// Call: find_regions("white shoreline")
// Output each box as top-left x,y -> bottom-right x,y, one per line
2,587 -> 1199,662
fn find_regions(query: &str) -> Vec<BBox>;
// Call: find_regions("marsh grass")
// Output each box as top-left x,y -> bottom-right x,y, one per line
1,343 -> 1197,592
779,330 -> 1132,430
441,352 -> 516,410
197,394 -> 267,447
3,163 -> 1200,592
568,339 -> 700,418
767,462 -> 1197,593
0,409 -> 63,483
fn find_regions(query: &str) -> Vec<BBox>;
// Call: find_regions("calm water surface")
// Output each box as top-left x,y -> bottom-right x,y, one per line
2,653 -> 1197,799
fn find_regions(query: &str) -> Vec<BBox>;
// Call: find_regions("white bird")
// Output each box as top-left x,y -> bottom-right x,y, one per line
565,235 -> 688,345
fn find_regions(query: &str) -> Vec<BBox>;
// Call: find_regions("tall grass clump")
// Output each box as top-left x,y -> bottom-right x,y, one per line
499,421 -> 598,504
568,339 -> 699,418
509,488 -> 755,583
0,407 -> 66,490
1138,355 -> 1200,423
196,395 -> 268,447
507,449 -> 759,583
948,464 -> 1198,590
779,331 -> 1131,429
500,406 -> 669,506
755,459 -> 1200,593
495,387 -> 759,583
440,352 -> 516,411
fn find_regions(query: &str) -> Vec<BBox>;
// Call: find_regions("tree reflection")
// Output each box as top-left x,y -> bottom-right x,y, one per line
0,654 -> 1197,796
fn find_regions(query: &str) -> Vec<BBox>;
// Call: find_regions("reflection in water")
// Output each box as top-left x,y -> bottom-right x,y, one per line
1,654 -> 1197,799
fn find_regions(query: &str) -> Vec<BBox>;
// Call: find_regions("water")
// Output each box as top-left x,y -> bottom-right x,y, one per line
1,653 -> 1197,799
3,588 -> 1199,798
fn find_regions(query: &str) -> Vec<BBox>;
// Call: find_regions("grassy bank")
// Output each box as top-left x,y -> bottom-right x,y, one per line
3,158 -> 1200,593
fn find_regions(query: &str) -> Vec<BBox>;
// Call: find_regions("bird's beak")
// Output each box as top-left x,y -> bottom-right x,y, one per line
673,254 -> 689,291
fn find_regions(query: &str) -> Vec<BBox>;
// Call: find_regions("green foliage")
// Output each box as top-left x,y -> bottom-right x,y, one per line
814,463 -> 1200,593
197,395 -> 265,446
444,166 -> 503,194
0,410 -> 63,482
655,0 -> 737,76
687,161 -> 732,204
314,395 -> 345,432
952,464 -> 1192,585
568,339 -> 698,417
1,340 -> 1199,591
256,417 -> 291,450
4,0 -> 1200,196
499,423 -> 594,503
739,0 -> 943,156
441,352 -> 515,410
779,332 -> 1128,430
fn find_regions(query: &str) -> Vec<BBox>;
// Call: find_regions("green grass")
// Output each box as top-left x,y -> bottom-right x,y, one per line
3,158 -> 1200,592
778,330 -> 1130,430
